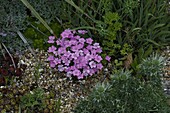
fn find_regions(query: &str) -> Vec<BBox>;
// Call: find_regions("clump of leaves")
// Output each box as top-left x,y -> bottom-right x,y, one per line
138,53 -> 166,85
20,88 -> 46,112
96,12 -> 122,57
74,55 -> 170,113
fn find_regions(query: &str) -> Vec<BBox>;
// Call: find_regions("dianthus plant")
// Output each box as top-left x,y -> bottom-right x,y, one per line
47,29 -> 110,79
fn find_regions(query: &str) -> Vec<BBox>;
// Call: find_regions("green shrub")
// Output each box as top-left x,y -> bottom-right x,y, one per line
138,53 -> 166,86
74,55 -> 170,113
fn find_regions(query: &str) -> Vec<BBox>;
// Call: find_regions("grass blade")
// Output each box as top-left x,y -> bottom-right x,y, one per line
65,0 -> 94,21
17,30 -> 35,56
20,0 -> 54,35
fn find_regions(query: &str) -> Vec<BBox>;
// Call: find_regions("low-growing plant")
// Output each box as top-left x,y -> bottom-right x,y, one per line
47,29 -> 111,79
20,88 -> 46,112
74,55 -> 170,113
138,53 -> 166,85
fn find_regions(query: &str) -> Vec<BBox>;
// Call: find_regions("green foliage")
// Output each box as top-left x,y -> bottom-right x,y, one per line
62,0 -> 132,66
115,0 -> 170,50
120,43 -> 133,56
0,0 -> 27,32
74,55 -> 170,113
131,45 -> 154,72
96,12 -> 122,58
138,53 -> 166,84
123,0 -> 139,15
20,88 -> 46,112
27,0 -> 62,24
23,21 -> 62,50
0,33 -> 27,54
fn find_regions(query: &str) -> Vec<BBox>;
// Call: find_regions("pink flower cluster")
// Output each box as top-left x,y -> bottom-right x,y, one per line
47,29 -> 110,79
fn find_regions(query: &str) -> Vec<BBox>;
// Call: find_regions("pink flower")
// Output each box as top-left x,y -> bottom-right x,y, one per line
73,69 -> 81,76
85,53 -> 93,61
86,38 -> 93,44
74,58 -> 80,64
70,40 -> 78,45
89,69 -> 95,75
83,69 -> 90,74
76,63 -> 83,69
54,58 -> 61,65
86,45 -> 93,50
61,29 -> 72,38
105,56 -> 111,62
66,71 -> 72,77
79,50 -> 84,56
71,46 -> 79,52
78,30 -> 88,34
47,29 -> 104,79
48,36 -> 55,43
71,52 -> 79,59
48,46 -> 56,53
58,47 -> 66,54
83,48 -> 89,54
79,38 -> 85,44
77,74 -> 84,79
58,65 -> 64,72
80,57 -> 88,66
77,44 -> 84,49
64,60 -> 71,66
93,43 -> 100,49
50,61 -> 56,68
74,35 -> 80,40
94,55 -> 103,63
61,56 -> 67,63
47,56 -> 55,61
91,49 -> 97,55
70,66 -> 76,70
89,61 -> 96,68
63,51 -> 71,57
64,40 -> 71,47
56,39 -> 61,45
97,63 -> 103,70
96,48 -> 102,53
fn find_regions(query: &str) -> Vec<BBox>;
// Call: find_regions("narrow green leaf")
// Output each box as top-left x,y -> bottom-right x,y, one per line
132,27 -> 142,32
153,24 -> 165,30
144,45 -> 153,57
17,30 -> 36,56
72,26 -> 100,31
138,47 -> 144,61
20,0 -> 54,35
139,1 -> 143,27
155,31 -> 170,37
65,0 -> 94,21
145,39 -> 161,46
